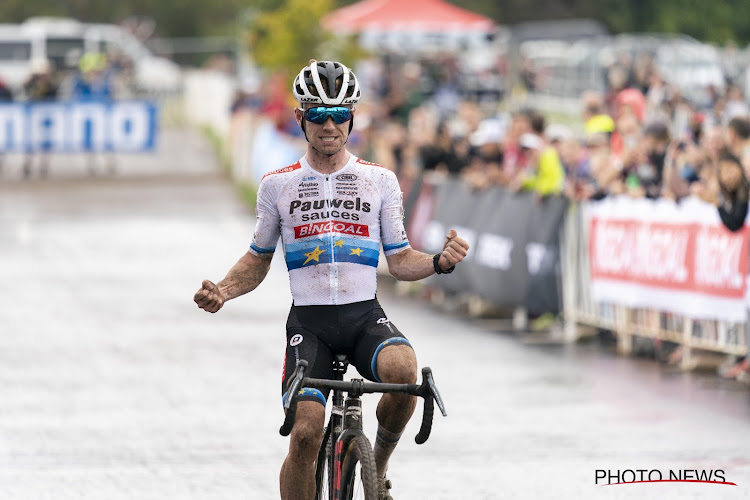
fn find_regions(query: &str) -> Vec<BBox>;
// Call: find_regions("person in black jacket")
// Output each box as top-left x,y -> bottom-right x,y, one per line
716,149 -> 749,232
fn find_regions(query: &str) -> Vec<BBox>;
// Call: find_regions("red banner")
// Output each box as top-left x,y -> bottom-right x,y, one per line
294,220 -> 370,239
589,219 -> 748,298
585,197 -> 749,321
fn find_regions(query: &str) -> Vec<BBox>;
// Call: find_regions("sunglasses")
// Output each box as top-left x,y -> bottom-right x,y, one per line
300,106 -> 354,124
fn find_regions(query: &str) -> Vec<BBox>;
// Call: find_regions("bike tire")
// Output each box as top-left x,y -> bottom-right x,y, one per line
315,423 -> 334,500
340,434 -> 378,500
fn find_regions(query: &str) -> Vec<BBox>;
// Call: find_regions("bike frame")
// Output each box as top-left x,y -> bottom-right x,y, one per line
280,357 -> 447,499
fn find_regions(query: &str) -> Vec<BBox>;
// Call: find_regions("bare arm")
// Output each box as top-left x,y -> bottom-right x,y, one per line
194,251 -> 272,313
386,229 -> 469,281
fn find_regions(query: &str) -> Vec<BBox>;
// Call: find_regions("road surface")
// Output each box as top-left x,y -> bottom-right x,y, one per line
1,127 -> 749,499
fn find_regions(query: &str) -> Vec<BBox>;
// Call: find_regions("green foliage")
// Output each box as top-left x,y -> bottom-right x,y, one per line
592,0 -> 750,44
246,0 -> 336,77
0,0 -> 749,45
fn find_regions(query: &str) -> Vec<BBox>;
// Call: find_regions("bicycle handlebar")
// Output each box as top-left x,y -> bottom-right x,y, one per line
279,361 -> 447,444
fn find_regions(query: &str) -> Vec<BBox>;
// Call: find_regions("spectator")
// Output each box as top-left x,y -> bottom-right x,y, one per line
622,121 -> 670,199
611,88 -> 646,160
725,116 -> 750,178
22,58 -> 59,179
71,53 -> 116,175
462,118 -> 505,190
500,108 -> 533,184
715,148 -> 749,232
581,90 -> 614,138
662,138 -> 707,201
724,85 -> 749,120
0,75 -> 11,101
587,132 -> 624,197
71,53 -> 114,100
555,132 -> 598,202
0,75 -> 11,176
510,132 -> 565,196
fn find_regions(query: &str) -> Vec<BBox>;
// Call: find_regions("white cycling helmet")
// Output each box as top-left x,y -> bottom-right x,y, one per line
293,60 -> 361,106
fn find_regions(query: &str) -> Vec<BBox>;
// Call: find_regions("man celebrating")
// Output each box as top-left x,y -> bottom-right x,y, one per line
194,60 -> 469,500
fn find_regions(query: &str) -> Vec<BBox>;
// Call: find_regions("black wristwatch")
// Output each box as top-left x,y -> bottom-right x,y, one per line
433,253 -> 455,274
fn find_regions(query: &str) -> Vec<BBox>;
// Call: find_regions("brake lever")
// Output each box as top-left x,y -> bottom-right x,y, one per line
283,360 -> 308,411
279,360 -> 308,436
425,370 -> 447,417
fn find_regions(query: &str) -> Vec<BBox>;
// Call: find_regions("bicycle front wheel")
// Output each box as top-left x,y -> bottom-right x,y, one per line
315,423 -> 334,500
340,434 -> 378,500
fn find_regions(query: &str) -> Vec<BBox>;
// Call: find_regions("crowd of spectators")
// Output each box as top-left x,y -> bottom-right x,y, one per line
308,51 -> 750,379
0,51 -> 127,178
295,52 -> 750,242
233,49 -> 750,239
231,49 -> 750,380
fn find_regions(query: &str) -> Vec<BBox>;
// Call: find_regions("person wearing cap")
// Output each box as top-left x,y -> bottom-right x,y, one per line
71,52 -> 116,175
193,60 -> 469,500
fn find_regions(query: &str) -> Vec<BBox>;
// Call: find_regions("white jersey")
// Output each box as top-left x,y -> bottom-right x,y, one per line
249,155 -> 410,305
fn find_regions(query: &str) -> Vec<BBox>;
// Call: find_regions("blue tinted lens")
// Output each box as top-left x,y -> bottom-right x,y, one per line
304,107 -> 353,124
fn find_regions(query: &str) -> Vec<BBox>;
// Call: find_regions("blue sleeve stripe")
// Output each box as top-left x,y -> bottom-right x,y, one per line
250,243 -> 275,254
383,240 -> 409,251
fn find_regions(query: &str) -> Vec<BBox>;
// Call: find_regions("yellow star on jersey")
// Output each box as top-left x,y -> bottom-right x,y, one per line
303,246 -> 326,265
349,247 -> 363,257
333,239 -> 344,248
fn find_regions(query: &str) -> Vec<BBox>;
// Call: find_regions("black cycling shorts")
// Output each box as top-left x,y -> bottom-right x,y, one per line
281,298 -> 412,407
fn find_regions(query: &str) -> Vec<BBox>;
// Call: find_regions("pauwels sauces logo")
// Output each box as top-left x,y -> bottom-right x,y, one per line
289,197 -> 371,222
294,221 -> 370,238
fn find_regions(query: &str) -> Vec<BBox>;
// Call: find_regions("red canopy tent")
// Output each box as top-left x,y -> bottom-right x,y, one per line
322,0 -> 495,34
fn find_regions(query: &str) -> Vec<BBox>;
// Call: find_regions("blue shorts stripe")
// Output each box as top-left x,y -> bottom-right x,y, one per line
282,387 -> 327,407
371,337 -> 412,383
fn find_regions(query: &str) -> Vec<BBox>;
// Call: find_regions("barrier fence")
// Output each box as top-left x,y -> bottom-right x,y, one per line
403,174 -> 749,368
564,197 -> 749,368
403,175 -> 567,317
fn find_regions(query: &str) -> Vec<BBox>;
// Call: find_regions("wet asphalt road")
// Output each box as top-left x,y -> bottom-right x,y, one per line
2,127 -> 750,500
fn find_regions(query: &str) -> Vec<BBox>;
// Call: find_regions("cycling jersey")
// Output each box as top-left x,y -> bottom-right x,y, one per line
249,155 -> 410,305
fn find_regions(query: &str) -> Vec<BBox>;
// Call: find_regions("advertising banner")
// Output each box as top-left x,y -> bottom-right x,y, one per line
421,179 -> 479,294
586,196 -> 750,322
524,195 -> 568,315
0,100 -> 159,153
418,181 -> 567,314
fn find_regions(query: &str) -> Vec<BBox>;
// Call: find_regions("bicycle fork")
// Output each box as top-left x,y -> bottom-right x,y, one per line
332,396 -> 364,497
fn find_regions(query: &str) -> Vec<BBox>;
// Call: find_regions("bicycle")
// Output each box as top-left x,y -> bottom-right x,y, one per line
279,355 -> 447,500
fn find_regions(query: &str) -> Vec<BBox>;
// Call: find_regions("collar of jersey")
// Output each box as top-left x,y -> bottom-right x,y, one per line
300,153 -> 357,177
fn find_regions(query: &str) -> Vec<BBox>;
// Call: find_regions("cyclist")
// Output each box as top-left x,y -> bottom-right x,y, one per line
194,60 -> 469,500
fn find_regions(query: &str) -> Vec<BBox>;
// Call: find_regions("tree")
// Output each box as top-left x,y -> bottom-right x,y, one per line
246,0 -> 334,78
244,0 -> 368,78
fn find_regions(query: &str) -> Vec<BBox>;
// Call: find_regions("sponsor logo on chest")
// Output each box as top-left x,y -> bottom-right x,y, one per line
294,221 -> 370,238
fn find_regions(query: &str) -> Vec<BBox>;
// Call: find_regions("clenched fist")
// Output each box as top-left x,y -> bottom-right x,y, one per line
438,229 -> 470,271
194,279 -> 226,313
